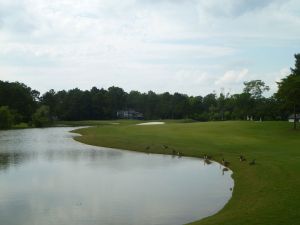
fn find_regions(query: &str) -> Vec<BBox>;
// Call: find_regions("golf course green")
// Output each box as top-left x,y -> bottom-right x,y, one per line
73,120 -> 300,225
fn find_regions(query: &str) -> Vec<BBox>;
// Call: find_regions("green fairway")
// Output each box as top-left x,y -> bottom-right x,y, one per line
73,121 -> 300,225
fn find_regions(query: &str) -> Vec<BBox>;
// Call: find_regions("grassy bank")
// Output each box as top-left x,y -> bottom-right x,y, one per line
11,122 -> 30,129
73,121 -> 300,225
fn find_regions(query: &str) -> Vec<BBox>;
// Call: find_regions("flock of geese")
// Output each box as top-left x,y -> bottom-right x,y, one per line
145,144 -> 256,169
144,144 -> 255,193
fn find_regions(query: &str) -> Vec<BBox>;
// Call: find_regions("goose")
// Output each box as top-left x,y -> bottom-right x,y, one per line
222,167 -> 229,175
239,155 -> 246,162
204,159 -> 212,164
222,158 -> 230,167
177,151 -> 183,157
249,159 -> 256,165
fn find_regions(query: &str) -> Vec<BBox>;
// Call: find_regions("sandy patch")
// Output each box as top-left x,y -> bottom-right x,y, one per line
136,122 -> 165,126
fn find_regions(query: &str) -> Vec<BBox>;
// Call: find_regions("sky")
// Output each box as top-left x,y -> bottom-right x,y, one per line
0,0 -> 300,96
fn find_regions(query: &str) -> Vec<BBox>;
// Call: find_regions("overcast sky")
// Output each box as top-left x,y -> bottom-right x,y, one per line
0,0 -> 299,96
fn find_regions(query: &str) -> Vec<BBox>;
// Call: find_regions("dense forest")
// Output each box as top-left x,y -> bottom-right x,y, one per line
0,54 -> 299,128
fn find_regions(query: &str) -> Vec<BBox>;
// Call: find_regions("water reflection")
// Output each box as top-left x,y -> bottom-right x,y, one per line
0,152 -> 29,171
0,127 -> 234,225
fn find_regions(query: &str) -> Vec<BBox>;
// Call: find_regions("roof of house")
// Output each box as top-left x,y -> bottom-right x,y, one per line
288,114 -> 300,119
117,110 -> 142,114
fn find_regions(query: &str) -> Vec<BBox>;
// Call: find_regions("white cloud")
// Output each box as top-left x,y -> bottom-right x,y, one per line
215,69 -> 248,86
276,68 -> 290,82
0,0 -> 299,96
266,67 -> 291,94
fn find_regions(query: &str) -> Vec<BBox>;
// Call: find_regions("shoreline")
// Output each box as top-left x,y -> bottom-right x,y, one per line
71,128 -> 235,225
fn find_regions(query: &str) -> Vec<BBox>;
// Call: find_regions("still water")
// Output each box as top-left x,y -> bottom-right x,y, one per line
0,127 -> 233,225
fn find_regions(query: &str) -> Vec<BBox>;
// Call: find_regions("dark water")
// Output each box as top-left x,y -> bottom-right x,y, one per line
0,127 -> 233,225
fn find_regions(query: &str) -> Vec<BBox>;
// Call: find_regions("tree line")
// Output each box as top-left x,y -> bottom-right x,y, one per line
0,54 -> 299,129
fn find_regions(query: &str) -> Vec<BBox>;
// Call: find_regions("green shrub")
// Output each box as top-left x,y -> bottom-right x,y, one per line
32,105 -> 52,127
0,106 -> 13,129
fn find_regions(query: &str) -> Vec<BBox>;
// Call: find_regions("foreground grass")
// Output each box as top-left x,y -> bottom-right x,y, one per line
73,121 -> 300,225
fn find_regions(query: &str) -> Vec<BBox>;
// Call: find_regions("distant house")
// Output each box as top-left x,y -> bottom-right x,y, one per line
117,110 -> 144,120
288,114 -> 300,123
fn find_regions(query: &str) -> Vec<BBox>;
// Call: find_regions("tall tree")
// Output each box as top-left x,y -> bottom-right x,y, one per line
243,80 -> 270,99
276,54 -> 300,129
243,80 -> 270,120
0,81 -> 39,122
40,89 -> 57,117
107,87 -> 127,118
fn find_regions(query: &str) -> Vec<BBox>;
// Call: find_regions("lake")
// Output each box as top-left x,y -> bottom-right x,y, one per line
0,127 -> 233,225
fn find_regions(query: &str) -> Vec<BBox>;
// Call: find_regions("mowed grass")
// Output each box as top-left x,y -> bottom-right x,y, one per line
73,121 -> 300,225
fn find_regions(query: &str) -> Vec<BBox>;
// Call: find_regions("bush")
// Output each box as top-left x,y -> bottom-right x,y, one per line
181,118 -> 197,123
190,113 -> 209,122
0,106 -> 14,129
32,105 -> 52,127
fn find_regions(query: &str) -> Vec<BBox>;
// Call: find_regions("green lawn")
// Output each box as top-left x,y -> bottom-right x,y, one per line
72,120 -> 300,225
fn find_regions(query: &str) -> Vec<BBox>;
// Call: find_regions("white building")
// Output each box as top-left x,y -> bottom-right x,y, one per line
288,114 -> 300,122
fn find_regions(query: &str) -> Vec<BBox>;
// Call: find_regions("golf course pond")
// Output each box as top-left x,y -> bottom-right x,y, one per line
0,127 -> 234,225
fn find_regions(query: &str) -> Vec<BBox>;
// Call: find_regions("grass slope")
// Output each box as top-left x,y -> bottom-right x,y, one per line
73,121 -> 300,225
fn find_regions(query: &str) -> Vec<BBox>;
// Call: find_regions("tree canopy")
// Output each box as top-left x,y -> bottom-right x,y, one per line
0,81 -> 39,123
276,54 -> 300,129
33,82 -> 284,122
243,80 -> 270,99
0,80 -> 289,124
